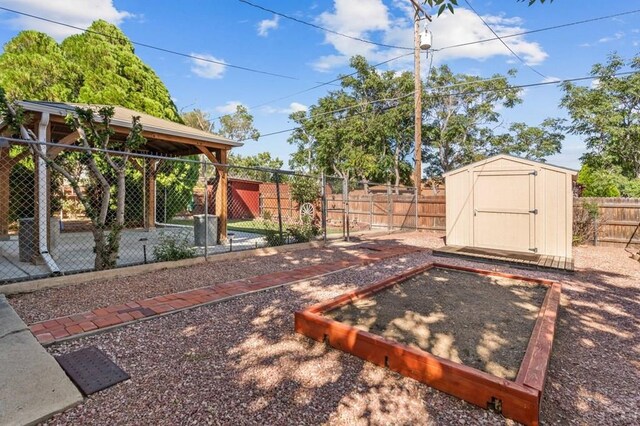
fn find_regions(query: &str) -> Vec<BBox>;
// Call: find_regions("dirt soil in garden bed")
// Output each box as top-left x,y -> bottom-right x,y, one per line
325,267 -> 548,380
34,232 -> 640,425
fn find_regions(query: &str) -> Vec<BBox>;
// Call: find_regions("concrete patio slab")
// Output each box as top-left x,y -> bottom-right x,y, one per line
0,295 -> 82,426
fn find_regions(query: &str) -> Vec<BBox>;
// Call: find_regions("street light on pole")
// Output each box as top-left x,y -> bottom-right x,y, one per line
409,0 -> 432,197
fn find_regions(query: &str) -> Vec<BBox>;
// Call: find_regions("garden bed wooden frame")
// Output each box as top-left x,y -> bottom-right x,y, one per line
294,262 -> 561,426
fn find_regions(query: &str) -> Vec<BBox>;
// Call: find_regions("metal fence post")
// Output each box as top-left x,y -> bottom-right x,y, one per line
343,176 -> 350,241
275,172 -> 284,243
164,186 -> 167,223
321,172 -> 327,243
387,184 -> 392,233
203,162 -> 209,259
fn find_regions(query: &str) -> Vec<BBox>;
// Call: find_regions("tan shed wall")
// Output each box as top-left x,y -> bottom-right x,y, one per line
445,156 -> 574,259
445,169 -> 471,246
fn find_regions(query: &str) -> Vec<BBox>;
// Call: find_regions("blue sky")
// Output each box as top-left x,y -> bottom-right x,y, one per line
0,0 -> 639,171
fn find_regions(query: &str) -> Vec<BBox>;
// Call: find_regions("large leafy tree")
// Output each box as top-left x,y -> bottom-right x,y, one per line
228,152 -> 283,182
0,21 -> 180,121
561,53 -> 640,179
288,56 -> 412,185
0,31 -> 80,101
0,20 -> 198,228
423,65 -> 563,175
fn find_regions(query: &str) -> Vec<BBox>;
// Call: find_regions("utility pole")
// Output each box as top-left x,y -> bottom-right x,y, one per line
409,0 -> 432,196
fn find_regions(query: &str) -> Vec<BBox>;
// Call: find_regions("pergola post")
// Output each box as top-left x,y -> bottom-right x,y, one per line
215,148 -> 228,243
144,158 -> 158,229
197,146 -> 228,243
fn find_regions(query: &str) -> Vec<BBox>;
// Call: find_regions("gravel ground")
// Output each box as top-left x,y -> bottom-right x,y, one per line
326,267 -> 547,380
8,242 -> 386,324
30,232 -> 640,425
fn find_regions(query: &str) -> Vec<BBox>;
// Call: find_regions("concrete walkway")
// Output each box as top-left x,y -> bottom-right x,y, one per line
29,244 -> 423,345
0,295 -> 82,426
0,228 -> 266,283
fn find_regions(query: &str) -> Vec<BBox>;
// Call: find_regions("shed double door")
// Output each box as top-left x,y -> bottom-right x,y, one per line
472,170 -> 537,253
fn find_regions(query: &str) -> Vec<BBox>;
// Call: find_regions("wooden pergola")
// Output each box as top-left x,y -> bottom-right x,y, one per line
0,101 -> 241,245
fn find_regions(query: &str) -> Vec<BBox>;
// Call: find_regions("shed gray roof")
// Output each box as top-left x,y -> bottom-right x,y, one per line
442,154 -> 578,177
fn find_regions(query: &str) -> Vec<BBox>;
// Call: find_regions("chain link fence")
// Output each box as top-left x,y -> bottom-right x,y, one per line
0,140 -> 419,284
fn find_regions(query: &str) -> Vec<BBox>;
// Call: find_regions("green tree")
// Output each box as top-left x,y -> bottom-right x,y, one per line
181,109 -> 214,132
0,21 -> 197,226
423,65 -> 563,175
217,105 -> 260,142
561,53 -> 640,179
577,164 -> 627,197
489,119 -> 564,161
0,31 -> 80,101
228,152 -> 284,182
422,0 -> 552,15
288,56 -> 412,186
422,65 -> 522,175
61,20 -> 180,121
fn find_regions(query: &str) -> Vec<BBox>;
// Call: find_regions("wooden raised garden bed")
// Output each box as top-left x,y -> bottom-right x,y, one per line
294,262 -> 561,426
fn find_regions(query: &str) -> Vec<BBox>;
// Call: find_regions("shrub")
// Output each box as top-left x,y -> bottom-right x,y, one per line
573,201 -> 600,246
288,216 -> 320,243
260,211 -> 285,246
153,232 -> 196,262
291,176 -> 320,205
577,165 -> 627,197
622,179 -> 640,197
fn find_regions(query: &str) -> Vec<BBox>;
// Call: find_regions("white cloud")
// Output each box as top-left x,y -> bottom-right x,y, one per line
214,101 -> 244,114
598,31 -> 624,43
311,3 -> 548,73
0,0 -> 132,40
257,14 -> 279,37
190,53 -> 226,79
262,102 -> 308,114
541,76 -> 561,84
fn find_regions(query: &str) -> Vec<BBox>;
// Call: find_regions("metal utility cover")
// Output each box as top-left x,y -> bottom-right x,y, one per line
56,346 -> 130,395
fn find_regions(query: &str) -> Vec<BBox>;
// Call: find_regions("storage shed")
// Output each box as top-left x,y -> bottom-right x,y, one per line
444,154 -> 577,259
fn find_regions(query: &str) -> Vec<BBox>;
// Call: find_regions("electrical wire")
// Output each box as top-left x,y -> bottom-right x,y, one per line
435,8 -> 640,52
242,70 -> 637,142
238,0 -> 413,51
210,52 -> 414,121
463,0 -> 548,79
225,8 -> 640,120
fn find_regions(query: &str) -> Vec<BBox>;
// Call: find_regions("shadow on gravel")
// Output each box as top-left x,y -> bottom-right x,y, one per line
541,264 -> 640,424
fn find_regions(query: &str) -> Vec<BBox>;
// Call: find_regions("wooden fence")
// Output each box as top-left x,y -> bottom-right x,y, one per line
325,193 -> 445,232
575,197 -> 640,247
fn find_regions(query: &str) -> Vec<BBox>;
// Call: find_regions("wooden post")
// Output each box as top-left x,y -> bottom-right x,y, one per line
215,148 -> 228,243
275,172 -> 283,242
145,159 -> 158,229
413,11 -> 422,197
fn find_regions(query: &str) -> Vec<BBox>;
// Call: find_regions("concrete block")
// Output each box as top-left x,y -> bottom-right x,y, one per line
0,297 -> 82,425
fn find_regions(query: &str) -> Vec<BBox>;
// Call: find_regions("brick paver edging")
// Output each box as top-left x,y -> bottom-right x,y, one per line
29,244 -> 423,345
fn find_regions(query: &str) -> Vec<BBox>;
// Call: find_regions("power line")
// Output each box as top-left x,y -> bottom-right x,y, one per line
210,52 -> 414,121
0,5 -> 301,81
244,70 -> 637,142
224,8 -> 640,121
435,8 -> 640,52
463,0 -> 548,79
238,0 -> 413,51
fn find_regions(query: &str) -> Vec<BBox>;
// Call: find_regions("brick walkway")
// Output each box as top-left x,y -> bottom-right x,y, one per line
29,243 -> 422,345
